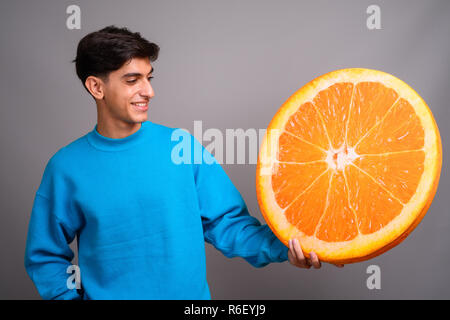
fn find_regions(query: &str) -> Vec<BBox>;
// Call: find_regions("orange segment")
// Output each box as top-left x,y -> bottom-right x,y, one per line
346,82 -> 399,147
355,98 -> 425,154
345,164 -> 404,234
284,170 -> 332,236
256,68 -> 442,264
315,171 -> 359,242
284,102 -> 330,150
353,151 -> 425,204
278,131 -> 327,163
312,82 -> 354,149
272,161 -> 328,209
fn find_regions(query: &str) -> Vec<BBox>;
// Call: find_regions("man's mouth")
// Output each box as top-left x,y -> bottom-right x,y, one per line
131,102 -> 149,111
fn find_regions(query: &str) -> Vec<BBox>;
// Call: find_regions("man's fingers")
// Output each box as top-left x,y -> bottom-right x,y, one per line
289,238 -> 344,269
310,252 -> 321,269
292,239 -> 311,268
292,239 -> 305,261
288,240 -> 297,261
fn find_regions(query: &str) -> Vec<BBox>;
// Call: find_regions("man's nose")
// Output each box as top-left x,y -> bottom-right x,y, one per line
140,79 -> 154,99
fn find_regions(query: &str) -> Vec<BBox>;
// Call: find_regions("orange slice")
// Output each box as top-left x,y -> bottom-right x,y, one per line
256,68 -> 442,264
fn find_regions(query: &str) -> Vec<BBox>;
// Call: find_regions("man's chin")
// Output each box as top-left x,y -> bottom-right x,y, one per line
133,113 -> 148,123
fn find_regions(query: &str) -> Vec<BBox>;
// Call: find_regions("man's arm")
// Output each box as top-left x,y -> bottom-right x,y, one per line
24,156 -> 83,299
191,136 -> 288,268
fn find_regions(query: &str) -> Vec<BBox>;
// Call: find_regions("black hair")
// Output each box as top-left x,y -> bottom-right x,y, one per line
72,25 -> 159,95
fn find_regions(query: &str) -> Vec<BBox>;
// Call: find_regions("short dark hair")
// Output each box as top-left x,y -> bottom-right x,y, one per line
72,25 -> 159,95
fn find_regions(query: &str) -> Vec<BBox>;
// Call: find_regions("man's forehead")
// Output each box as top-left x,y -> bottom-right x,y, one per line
120,58 -> 153,75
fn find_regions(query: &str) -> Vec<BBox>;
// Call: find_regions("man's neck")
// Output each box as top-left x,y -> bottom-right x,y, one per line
96,118 -> 142,139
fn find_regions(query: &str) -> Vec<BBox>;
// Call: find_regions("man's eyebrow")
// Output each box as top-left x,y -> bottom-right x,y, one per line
121,67 -> 154,78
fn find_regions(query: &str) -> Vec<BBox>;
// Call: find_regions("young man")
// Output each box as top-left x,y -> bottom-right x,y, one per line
24,25 -> 341,300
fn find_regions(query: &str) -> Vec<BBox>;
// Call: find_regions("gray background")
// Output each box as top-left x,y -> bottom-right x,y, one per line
0,0 -> 449,299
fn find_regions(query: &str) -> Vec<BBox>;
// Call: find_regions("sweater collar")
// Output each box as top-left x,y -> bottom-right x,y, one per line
86,121 -> 150,151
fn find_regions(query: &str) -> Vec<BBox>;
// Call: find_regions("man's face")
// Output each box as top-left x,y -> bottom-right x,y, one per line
97,57 -> 154,125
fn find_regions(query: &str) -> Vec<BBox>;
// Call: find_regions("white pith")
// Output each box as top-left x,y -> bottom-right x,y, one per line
325,145 -> 359,171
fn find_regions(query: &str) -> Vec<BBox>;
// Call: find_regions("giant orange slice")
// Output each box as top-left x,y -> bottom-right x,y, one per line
256,68 -> 442,264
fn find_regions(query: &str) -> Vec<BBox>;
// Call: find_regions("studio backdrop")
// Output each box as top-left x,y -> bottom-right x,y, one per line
0,0 -> 449,299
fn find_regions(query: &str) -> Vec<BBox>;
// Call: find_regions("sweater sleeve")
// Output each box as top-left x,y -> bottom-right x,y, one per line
192,136 -> 288,268
24,154 -> 84,300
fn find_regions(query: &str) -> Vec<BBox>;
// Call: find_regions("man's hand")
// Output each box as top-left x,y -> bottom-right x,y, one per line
288,238 -> 344,269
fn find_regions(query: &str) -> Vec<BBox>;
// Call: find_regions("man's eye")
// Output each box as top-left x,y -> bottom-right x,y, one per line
127,77 -> 153,84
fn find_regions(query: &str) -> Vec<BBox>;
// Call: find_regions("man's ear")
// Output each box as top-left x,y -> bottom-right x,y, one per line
85,76 -> 106,100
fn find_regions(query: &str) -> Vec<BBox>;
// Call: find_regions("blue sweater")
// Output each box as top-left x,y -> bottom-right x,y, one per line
24,121 -> 288,300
